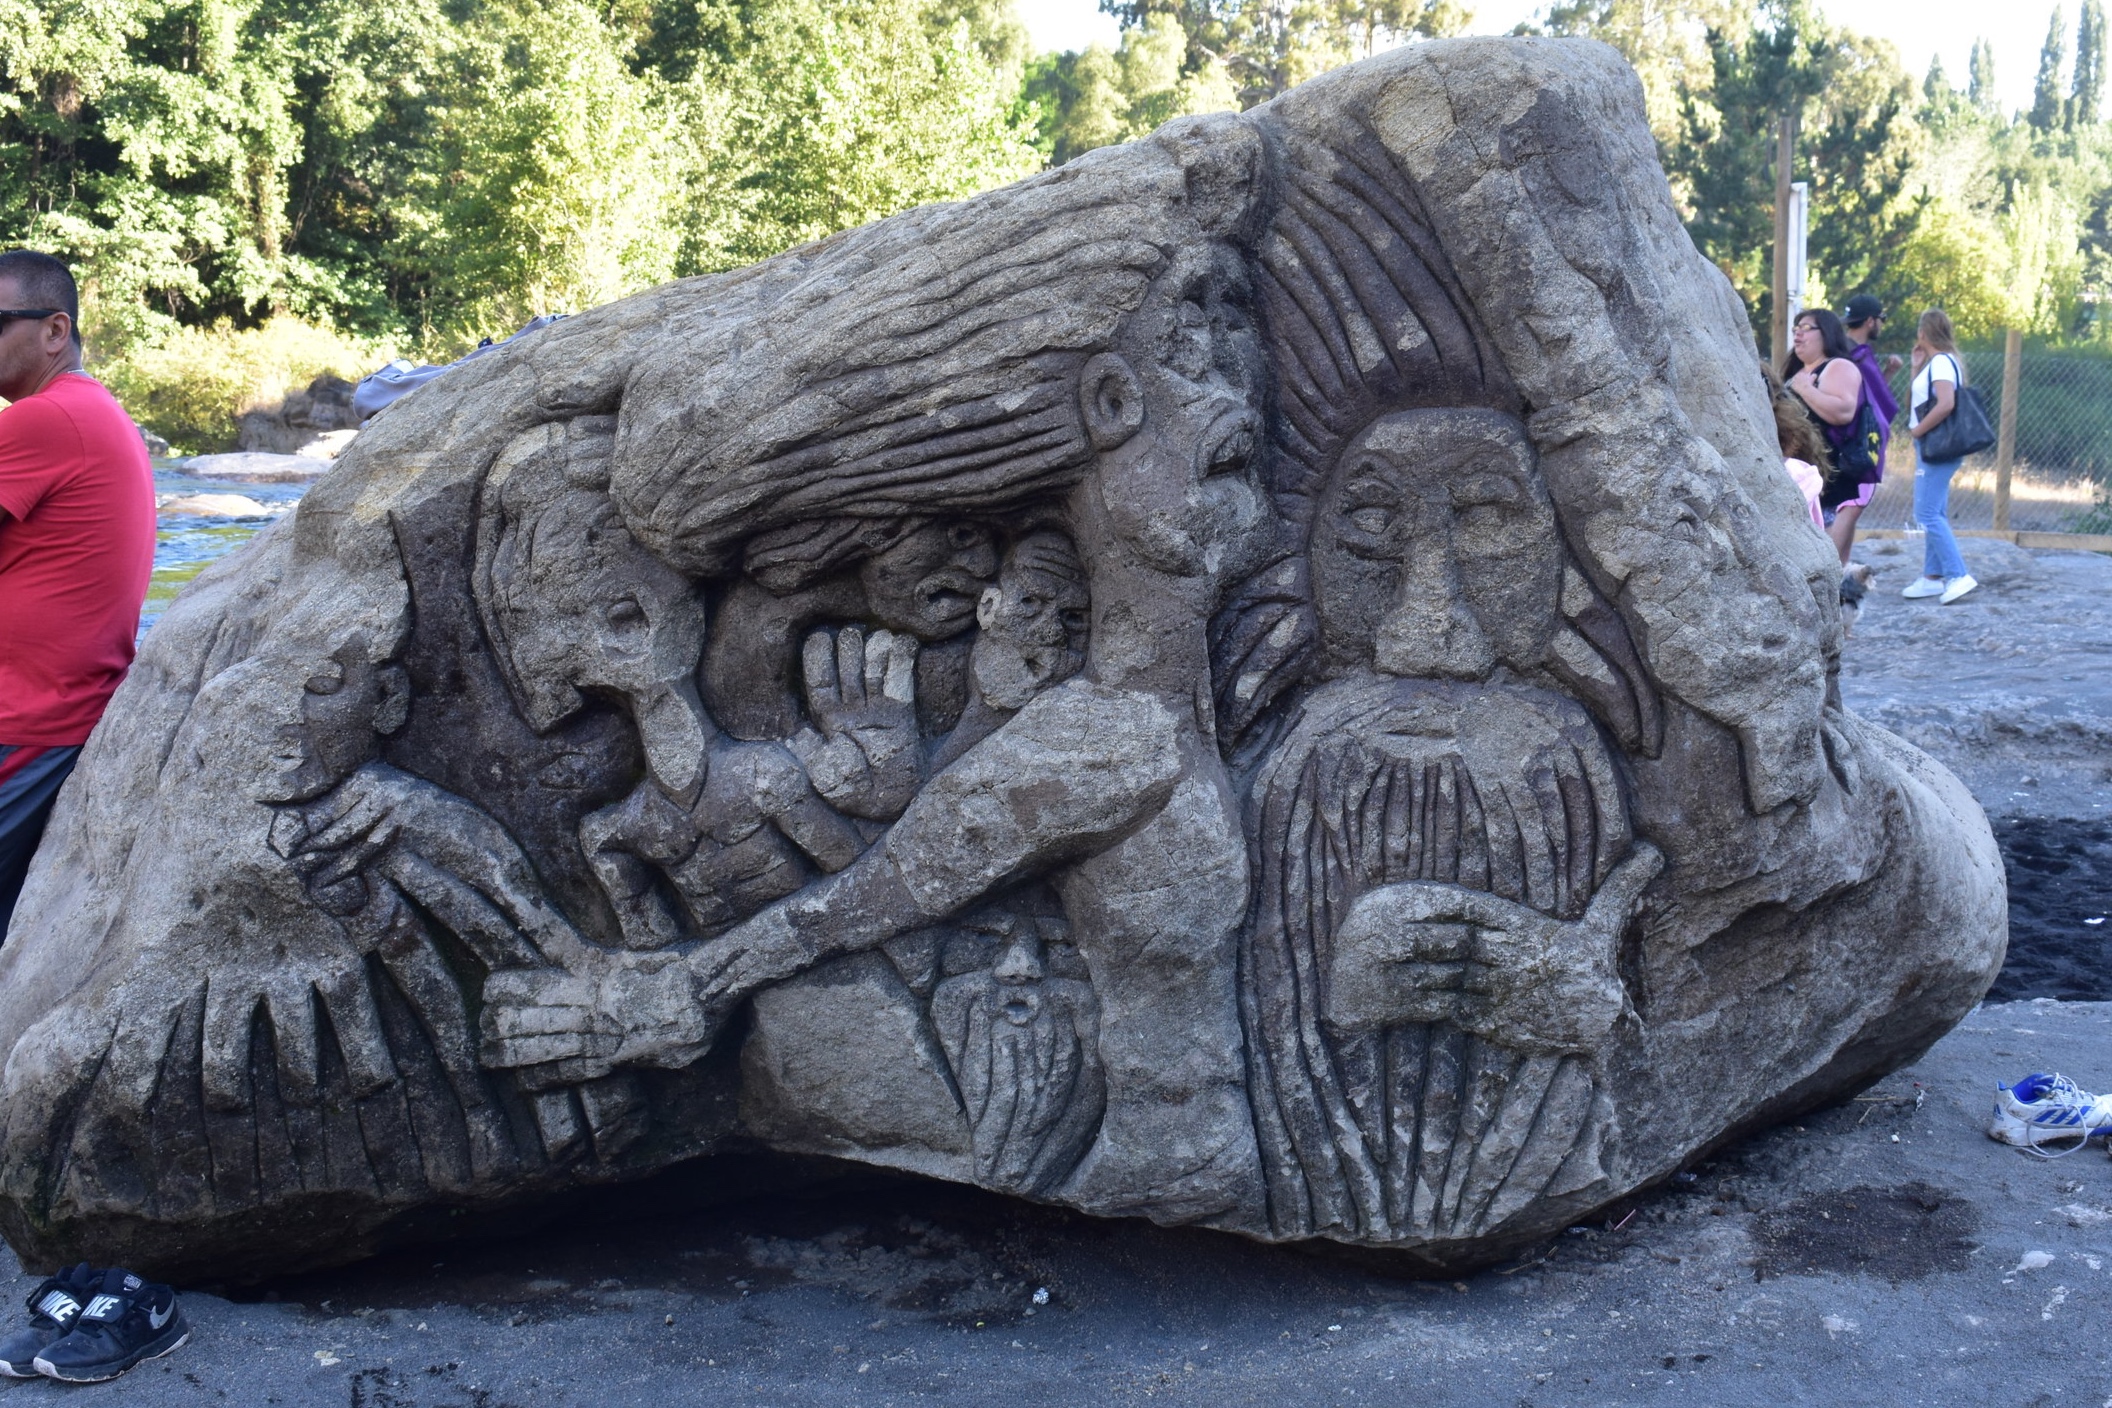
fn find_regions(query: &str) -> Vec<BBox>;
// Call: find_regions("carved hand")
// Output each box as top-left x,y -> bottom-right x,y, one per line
789,625 -> 923,820
274,761 -> 585,969
1325,843 -> 1664,1052
479,948 -> 717,1087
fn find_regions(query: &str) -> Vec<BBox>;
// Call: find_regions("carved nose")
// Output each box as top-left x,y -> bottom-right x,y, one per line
632,678 -> 710,798
1372,540 -> 1496,682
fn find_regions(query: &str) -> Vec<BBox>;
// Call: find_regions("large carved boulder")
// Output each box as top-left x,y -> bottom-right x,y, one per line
0,38 -> 2005,1281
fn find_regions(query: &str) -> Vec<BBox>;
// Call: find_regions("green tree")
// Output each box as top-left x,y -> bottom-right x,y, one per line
681,0 -> 1043,272
1534,0 -> 1751,144
1664,0 -> 1830,338
1803,31 -> 1926,327
1024,20 -> 1235,164
1098,0 -> 1468,109
2075,0 -> 2107,126
1970,36 -> 1998,112
394,0 -> 686,337
2033,6 -> 2069,131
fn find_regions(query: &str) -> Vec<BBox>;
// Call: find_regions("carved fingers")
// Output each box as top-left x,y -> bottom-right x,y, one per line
1579,842 -> 1664,942
686,907 -> 814,1006
478,952 -> 714,1086
277,763 -> 590,969
795,626 -> 924,821
802,625 -> 915,725
1327,845 -> 1662,1051
196,944 -> 394,1113
478,968 -> 621,1083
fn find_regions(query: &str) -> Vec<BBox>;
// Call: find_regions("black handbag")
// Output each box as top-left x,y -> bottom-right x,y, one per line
1916,353 -> 1997,462
1811,360 -> 1882,509
1835,398 -> 1884,479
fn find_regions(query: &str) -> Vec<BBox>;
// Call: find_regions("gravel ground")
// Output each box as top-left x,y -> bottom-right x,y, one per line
1,537 -> 2105,1406
4,1001 -> 2110,1407
1841,535 -> 2112,821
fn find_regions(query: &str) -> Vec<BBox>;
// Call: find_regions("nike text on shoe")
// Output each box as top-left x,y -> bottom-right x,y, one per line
31,1268 -> 188,1383
0,1263 -> 98,1377
1989,1072 -> 2112,1157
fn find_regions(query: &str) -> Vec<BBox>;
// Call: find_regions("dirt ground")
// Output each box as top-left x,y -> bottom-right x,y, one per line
7,1001 -> 2111,1407
0,537 -> 2106,1406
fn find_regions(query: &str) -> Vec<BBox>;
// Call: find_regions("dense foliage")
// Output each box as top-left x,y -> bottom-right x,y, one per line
9,0 -> 2112,447
1541,0 -> 2112,354
0,0 -> 1044,378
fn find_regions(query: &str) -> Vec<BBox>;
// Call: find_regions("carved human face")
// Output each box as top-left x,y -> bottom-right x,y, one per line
204,632 -> 406,806
492,487 -> 711,795
970,538 -> 1090,711
1310,410 -> 1561,681
1086,249 -> 1268,579
858,520 -> 999,640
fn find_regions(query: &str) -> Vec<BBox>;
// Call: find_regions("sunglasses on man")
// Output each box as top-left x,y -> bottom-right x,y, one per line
0,309 -> 62,331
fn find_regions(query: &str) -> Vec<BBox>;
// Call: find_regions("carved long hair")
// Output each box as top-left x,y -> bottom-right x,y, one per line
1211,118 -> 1661,760
608,115 -> 1273,578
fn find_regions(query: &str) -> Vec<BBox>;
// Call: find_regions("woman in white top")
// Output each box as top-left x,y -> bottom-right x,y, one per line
1903,309 -> 1976,604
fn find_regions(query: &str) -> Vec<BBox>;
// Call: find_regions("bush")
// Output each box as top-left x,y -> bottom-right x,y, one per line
93,316 -> 397,455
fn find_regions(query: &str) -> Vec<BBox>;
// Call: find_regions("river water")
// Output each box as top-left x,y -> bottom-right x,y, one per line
144,463 -> 309,639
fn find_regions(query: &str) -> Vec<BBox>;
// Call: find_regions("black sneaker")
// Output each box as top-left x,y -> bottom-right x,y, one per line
0,1263 -> 98,1377
32,1268 -> 188,1383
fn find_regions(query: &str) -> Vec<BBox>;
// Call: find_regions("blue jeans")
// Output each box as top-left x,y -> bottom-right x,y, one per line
1913,441 -> 1969,580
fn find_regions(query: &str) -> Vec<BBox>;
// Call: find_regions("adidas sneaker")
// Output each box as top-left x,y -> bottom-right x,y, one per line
0,1263 -> 97,1377
31,1267 -> 187,1383
1989,1072 -> 2112,1156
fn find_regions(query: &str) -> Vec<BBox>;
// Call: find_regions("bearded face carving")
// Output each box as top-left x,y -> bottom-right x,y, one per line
0,43 -> 2003,1284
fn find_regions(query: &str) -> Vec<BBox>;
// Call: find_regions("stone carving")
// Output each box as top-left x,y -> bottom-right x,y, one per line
0,38 -> 2006,1283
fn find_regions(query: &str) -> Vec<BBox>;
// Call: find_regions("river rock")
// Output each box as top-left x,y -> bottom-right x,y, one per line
155,492 -> 277,519
176,450 -> 335,483
235,373 -> 362,455
0,37 -> 2004,1283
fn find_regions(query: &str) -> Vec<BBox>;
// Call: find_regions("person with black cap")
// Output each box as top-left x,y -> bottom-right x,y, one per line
1842,294 -> 1903,472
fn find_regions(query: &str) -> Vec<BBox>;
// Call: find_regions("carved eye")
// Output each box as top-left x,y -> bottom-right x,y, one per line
1017,593 -> 1043,612
304,673 -> 343,696
1204,424 -> 1255,477
605,598 -> 644,626
1061,609 -> 1088,634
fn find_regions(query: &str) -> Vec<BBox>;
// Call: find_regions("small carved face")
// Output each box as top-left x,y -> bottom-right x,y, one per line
970,534 -> 1090,711
1310,410 -> 1561,681
492,487 -> 711,795
248,638 -> 407,804
858,521 -> 999,640
1086,248 -> 1269,579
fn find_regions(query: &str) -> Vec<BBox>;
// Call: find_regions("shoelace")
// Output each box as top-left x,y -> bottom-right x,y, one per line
2012,1074 -> 2112,1159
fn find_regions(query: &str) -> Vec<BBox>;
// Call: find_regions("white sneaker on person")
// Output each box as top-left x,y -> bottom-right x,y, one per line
1901,577 -> 1945,599
1939,574 -> 1978,604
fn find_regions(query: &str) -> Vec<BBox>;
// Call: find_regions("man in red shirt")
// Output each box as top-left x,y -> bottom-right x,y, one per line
0,250 -> 156,935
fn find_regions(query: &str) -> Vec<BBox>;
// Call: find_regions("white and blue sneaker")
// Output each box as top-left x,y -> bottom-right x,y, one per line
1989,1073 -> 2112,1156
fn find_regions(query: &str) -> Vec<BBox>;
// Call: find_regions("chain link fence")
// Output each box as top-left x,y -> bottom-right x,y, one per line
1855,344 -> 2112,536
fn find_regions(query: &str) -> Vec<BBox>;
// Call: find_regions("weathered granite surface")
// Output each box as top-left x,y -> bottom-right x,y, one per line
0,37 -> 2005,1282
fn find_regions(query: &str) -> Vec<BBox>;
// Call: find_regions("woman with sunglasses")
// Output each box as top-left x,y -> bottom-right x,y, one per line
1780,308 -> 1870,565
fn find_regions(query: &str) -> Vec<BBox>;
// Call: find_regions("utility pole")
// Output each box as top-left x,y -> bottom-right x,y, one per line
1994,328 -> 2022,532
1770,112 -> 1799,364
